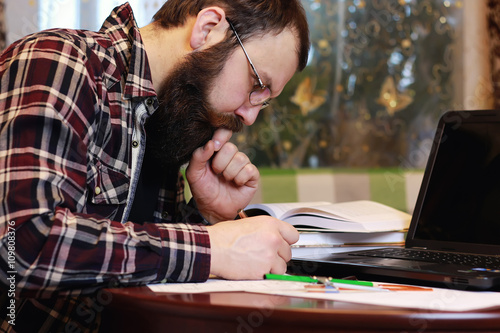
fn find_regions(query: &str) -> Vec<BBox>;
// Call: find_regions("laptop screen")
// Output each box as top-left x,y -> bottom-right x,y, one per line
408,111 -> 500,252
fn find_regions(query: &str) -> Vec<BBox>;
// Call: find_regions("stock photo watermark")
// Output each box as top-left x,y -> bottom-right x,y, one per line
64,281 -> 116,333
233,295 -> 287,333
5,220 -> 17,326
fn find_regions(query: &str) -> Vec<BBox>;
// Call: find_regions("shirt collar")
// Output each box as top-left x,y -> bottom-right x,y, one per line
100,3 -> 157,100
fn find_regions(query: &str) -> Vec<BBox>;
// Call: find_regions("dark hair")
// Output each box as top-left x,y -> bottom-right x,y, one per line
152,0 -> 310,71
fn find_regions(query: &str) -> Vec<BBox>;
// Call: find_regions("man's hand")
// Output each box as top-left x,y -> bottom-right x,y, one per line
186,128 -> 259,223
206,216 -> 300,279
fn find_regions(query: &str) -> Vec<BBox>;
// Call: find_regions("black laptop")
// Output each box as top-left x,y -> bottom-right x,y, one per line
289,110 -> 500,291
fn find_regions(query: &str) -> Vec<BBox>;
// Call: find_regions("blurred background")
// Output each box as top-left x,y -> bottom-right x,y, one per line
1,0 -> 499,209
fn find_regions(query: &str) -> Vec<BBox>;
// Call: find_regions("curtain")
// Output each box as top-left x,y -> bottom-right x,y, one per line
463,0 -> 494,109
0,0 -> 5,52
488,0 -> 500,109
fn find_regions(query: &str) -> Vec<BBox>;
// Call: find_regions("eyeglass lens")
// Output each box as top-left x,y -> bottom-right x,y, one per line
250,86 -> 272,108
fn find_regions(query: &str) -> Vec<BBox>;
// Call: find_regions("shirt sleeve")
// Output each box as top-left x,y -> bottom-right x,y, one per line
0,33 -> 210,298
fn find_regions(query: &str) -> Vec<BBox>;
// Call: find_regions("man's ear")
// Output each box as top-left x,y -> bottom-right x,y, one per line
190,7 -> 228,50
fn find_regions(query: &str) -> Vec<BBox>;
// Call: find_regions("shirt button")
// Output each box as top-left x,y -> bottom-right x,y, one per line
132,140 -> 139,148
109,279 -> 120,288
95,186 -> 101,195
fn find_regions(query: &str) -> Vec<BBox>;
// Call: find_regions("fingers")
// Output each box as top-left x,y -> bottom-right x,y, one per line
206,138 -> 259,189
271,221 -> 298,273
269,259 -> 288,275
210,142 -> 239,174
189,128 -> 233,172
207,217 -> 299,280
269,238 -> 292,275
211,128 -> 233,151
211,143 -> 258,185
191,140 -> 215,168
261,220 -> 299,276
190,128 -> 256,187
277,219 -> 300,245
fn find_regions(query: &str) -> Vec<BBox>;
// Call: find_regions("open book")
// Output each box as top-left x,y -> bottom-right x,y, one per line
244,200 -> 411,232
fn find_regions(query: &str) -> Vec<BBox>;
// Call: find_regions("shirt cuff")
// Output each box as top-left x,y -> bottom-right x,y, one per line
156,223 -> 211,283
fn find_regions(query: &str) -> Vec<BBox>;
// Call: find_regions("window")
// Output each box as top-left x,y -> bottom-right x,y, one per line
38,0 -> 160,31
235,0 -> 494,169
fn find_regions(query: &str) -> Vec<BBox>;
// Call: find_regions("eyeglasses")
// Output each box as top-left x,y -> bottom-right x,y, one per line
228,20 -> 272,110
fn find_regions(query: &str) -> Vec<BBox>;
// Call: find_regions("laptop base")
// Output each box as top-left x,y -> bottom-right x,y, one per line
288,254 -> 500,291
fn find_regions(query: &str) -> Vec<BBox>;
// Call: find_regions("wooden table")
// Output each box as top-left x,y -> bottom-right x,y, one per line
100,286 -> 500,332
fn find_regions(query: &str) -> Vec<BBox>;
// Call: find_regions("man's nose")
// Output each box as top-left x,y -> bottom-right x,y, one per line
234,104 -> 261,126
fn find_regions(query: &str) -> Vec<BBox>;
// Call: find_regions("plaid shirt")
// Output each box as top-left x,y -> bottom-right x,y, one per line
0,3 -> 210,332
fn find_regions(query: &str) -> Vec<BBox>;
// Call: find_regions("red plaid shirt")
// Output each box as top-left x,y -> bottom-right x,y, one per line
0,3 -> 210,332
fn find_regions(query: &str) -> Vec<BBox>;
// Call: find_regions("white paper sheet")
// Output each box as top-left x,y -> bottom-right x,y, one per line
266,288 -> 500,312
148,279 -> 306,293
147,279 -> 500,312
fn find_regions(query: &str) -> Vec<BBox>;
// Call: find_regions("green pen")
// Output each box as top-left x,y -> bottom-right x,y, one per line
264,273 -> 318,283
327,278 -> 373,287
265,274 -> 374,287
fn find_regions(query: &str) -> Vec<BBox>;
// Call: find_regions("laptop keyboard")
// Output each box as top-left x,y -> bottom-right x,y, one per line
351,248 -> 500,268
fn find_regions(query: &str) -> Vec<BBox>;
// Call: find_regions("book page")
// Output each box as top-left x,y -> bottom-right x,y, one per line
245,202 -> 330,219
282,201 -> 411,231
283,200 -> 410,222
246,201 -> 410,232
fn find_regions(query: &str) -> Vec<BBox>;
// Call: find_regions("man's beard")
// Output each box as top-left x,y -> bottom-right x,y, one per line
145,40 -> 244,171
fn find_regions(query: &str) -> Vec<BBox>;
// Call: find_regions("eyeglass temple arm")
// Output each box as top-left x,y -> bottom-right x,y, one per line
227,20 -> 265,88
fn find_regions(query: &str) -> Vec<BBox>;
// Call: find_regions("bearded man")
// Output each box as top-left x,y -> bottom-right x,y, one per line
0,1 -> 309,331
